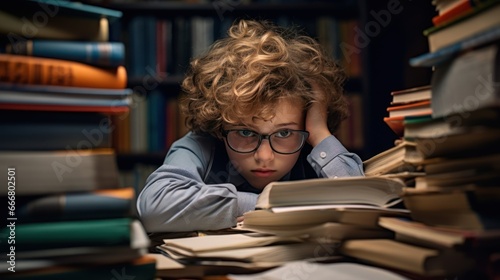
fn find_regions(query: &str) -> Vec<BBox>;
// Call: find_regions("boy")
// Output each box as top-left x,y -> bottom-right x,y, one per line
137,19 -> 364,232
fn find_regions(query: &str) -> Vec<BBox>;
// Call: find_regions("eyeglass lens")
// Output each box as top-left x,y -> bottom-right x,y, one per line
226,130 -> 306,153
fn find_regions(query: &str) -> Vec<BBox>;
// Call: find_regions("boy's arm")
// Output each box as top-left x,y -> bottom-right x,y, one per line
136,132 -> 256,233
307,135 -> 365,178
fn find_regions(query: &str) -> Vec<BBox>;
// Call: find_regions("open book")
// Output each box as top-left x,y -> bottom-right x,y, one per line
255,176 -> 405,209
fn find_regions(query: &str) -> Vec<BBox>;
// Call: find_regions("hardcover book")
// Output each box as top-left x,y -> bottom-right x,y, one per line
363,140 -> 423,176
255,177 -> 405,210
0,54 -> 127,89
6,40 -> 125,67
340,239 -> 475,277
379,217 -> 500,251
0,149 -> 121,195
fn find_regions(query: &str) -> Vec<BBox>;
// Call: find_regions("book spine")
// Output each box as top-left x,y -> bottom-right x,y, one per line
7,40 -> 125,67
18,188 -> 134,222
0,82 -> 133,96
0,11 -> 109,41
0,103 -> 130,114
1,218 -> 133,251
432,0 -> 473,26
0,54 -> 127,89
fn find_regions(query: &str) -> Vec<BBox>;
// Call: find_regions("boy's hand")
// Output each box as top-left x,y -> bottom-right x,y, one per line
306,82 -> 332,147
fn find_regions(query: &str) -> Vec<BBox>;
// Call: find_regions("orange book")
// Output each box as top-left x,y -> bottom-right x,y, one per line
0,54 -> 127,89
386,100 -> 432,118
383,116 -> 405,137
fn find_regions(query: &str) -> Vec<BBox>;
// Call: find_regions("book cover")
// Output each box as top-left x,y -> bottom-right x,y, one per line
0,218 -> 148,251
242,206 -> 409,230
0,149 -> 121,195
0,10 -> 110,42
0,88 -> 132,107
158,241 -> 338,264
6,40 -> 125,67
255,177 -> 405,210
383,116 -> 405,137
410,26 -> 500,67
0,82 -> 132,97
0,54 -> 127,89
0,110 -> 112,151
1,0 -> 122,20
386,100 -> 432,118
161,233 -> 301,254
390,85 -> 432,105
17,187 -> 135,222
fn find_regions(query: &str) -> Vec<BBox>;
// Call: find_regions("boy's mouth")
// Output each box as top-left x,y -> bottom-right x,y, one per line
251,169 -> 276,177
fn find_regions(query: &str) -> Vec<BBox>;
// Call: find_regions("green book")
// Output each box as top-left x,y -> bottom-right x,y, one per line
1,218 -> 148,251
0,255 -> 156,280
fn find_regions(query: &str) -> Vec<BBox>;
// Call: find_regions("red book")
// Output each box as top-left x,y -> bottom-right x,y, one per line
386,100 -> 432,118
432,0 -> 496,26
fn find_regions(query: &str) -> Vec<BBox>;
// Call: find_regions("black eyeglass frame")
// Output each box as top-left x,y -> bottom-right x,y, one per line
221,129 -> 310,154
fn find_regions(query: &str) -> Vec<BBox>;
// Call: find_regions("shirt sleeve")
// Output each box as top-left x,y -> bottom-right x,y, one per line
306,135 -> 365,178
136,132 -> 251,233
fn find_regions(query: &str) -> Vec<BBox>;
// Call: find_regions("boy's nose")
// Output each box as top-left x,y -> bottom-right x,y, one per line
253,139 -> 274,162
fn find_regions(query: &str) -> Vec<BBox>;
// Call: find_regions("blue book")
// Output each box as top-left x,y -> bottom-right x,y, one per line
0,82 -> 131,97
0,82 -> 132,107
27,0 -> 122,20
17,187 -> 134,222
410,26 -> 500,67
0,110 -> 113,151
7,40 -> 125,67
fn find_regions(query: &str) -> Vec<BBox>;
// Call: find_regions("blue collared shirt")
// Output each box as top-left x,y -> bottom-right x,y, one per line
137,131 -> 364,232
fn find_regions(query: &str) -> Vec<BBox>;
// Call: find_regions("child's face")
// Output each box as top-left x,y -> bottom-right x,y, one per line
223,99 -> 305,190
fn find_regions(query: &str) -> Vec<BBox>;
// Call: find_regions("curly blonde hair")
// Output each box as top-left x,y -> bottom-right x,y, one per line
180,19 -> 348,138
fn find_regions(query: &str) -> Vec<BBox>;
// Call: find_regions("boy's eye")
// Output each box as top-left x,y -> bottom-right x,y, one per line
238,130 -> 257,137
275,130 -> 292,138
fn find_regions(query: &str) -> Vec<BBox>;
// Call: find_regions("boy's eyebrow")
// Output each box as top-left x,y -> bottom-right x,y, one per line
274,122 -> 300,127
229,122 -> 300,129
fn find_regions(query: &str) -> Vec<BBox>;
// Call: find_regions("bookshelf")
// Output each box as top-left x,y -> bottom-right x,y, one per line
93,0 -> 368,171
86,0 -> 436,192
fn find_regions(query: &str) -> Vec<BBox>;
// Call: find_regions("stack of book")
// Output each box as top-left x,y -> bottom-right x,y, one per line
152,177 -> 411,278
0,1 -> 155,279
383,85 -> 433,138
371,85 -> 431,186
341,0 -> 500,278
362,139 -> 424,184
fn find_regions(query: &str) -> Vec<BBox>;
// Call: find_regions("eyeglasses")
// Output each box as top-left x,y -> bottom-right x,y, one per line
222,129 -> 309,154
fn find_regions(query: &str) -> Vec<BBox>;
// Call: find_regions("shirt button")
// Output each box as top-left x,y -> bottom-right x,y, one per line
320,151 -> 327,158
